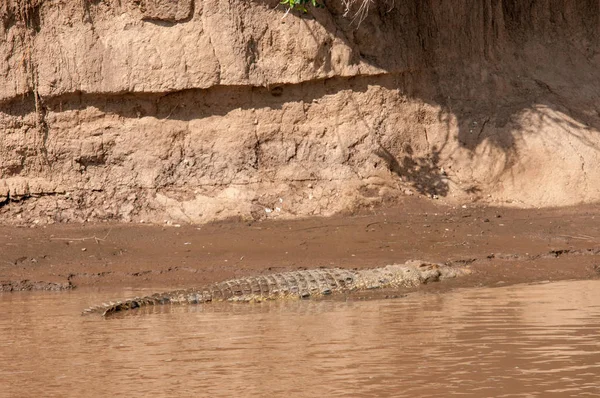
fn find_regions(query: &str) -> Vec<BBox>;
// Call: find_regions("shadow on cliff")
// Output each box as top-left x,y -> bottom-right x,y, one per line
254,0 -> 600,197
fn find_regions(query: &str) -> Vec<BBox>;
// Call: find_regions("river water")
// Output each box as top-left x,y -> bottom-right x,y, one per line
1,280 -> 600,397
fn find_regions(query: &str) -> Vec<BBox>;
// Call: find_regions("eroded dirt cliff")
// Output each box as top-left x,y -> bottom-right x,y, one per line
1,0 -> 599,224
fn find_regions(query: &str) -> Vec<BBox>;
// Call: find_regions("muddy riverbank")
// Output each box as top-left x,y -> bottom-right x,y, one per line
1,198 -> 599,294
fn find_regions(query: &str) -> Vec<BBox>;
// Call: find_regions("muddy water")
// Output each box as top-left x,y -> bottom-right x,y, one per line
1,281 -> 600,397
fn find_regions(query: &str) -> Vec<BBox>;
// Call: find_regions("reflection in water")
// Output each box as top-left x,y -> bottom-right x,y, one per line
1,281 -> 600,397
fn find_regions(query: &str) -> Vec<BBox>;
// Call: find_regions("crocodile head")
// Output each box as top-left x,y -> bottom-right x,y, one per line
414,262 -> 443,284
438,265 -> 473,279
408,261 -> 472,283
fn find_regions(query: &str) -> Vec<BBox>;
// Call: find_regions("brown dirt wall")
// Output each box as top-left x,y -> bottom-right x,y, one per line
0,0 -> 599,225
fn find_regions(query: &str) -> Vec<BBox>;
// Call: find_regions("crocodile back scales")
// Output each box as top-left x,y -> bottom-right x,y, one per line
83,261 -> 470,316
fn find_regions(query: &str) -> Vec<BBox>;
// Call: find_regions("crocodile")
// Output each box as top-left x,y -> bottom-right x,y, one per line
83,260 -> 471,316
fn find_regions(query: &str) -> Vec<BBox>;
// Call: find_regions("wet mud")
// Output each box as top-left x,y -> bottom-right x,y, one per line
0,279 -> 73,292
1,198 -> 600,293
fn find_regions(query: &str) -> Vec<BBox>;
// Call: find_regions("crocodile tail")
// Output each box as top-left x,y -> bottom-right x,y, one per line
102,298 -> 147,316
81,297 -> 152,316
82,294 -> 173,316
82,290 -> 209,316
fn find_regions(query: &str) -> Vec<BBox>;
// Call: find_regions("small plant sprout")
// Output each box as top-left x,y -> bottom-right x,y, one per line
280,0 -> 325,17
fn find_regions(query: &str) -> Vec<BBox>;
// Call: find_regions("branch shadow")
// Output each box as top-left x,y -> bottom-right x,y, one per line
375,144 -> 448,197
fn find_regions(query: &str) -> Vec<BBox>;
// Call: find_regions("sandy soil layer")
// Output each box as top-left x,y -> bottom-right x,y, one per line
1,197 -> 599,294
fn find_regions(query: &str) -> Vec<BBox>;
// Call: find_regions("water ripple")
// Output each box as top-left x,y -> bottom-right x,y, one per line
1,281 -> 600,397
